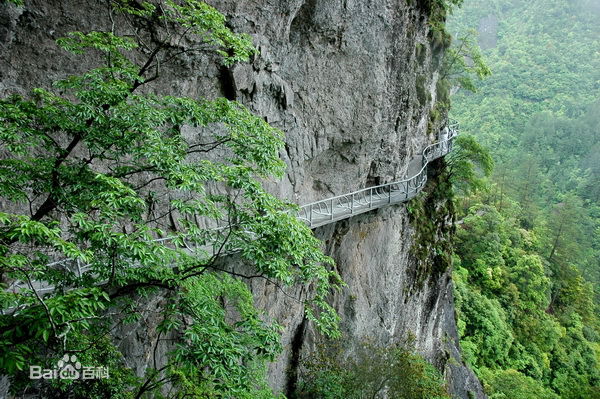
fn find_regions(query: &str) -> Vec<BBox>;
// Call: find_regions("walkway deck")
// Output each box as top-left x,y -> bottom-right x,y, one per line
298,125 -> 457,228
4,123 -> 458,297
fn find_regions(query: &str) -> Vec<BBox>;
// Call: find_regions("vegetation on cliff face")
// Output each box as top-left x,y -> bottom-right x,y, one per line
0,1 -> 342,397
448,0 -> 600,397
294,339 -> 451,399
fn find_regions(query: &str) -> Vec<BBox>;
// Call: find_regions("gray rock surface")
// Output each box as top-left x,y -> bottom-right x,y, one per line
0,0 -> 486,397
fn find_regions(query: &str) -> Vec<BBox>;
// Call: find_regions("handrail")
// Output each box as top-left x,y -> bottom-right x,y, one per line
298,122 -> 458,228
3,121 -> 458,300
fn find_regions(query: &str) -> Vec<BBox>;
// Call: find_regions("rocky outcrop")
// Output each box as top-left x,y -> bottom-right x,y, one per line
0,0 -> 485,397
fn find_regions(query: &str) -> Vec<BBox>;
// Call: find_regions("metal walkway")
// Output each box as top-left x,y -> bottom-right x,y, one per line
298,122 -> 458,228
4,122 -> 458,298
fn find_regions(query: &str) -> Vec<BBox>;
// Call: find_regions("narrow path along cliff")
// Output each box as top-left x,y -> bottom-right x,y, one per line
299,122 -> 458,228
5,123 -> 458,294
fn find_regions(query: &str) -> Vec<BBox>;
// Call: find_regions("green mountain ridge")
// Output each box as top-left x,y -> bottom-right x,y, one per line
448,0 -> 600,397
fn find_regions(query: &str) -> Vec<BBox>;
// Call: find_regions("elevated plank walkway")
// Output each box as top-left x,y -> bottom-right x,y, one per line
4,122 -> 458,298
298,122 -> 458,228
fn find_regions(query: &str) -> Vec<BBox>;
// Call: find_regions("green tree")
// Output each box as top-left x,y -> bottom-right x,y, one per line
448,1 -> 600,396
505,154 -> 544,228
479,368 -> 560,399
0,1 -> 341,397
441,30 -> 492,93
545,195 -> 587,266
454,267 -> 514,370
454,205 -> 509,292
446,135 -> 494,195
509,254 -> 550,311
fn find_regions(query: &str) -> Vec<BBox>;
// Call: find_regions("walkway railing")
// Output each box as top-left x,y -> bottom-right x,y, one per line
3,121 -> 458,299
298,121 -> 458,228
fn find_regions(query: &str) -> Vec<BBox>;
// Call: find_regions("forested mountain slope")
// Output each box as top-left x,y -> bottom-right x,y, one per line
448,0 -> 600,397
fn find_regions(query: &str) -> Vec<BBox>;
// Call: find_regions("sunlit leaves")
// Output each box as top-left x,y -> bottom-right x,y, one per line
0,1 -> 340,397
162,0 -> 256,66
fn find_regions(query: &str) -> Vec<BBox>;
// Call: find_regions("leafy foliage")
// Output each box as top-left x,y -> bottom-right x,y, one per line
441,30 -> 492,93
448,1 -> 600,397
295,340 -> 451,399
446,134 -> 493,194
479,368 -> 560,399
453,204 -> 600,397
0,1 -> 340,397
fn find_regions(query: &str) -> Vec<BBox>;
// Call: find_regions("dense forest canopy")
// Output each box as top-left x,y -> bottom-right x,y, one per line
448,0 -> 600,397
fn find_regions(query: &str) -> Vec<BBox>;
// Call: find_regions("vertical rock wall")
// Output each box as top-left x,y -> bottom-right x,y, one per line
208,2 -> 485,397
0,0 -> 485,397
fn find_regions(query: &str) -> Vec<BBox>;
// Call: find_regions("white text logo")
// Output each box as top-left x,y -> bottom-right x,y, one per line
29,354 -> 109,380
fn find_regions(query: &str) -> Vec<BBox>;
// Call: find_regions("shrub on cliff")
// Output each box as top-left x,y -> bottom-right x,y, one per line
295,340 -> 451,399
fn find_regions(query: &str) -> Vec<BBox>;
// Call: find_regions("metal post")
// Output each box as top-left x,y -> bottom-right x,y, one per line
309,204 -> 313,226
369,188 -> 373,208
330,198 -> 334,220
351,193 -> 354,213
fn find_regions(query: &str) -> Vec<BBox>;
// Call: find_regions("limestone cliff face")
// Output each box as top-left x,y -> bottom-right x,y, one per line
0,1 -> 485,397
